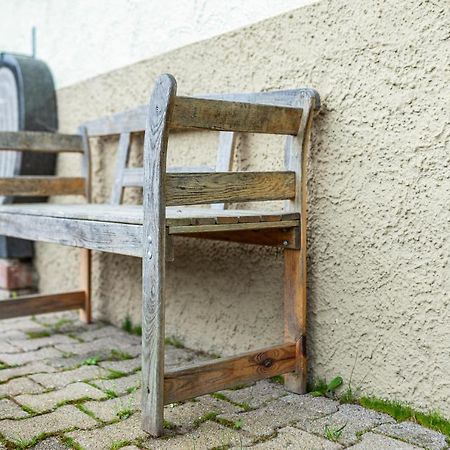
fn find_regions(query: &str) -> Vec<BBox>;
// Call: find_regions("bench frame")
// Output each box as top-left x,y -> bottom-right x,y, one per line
0,74 -> 319,436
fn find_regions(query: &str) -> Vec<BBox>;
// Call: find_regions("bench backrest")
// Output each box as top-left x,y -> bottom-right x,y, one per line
142,77 -> 319,214
0,81 -> 319,212
81,111 -> 236,207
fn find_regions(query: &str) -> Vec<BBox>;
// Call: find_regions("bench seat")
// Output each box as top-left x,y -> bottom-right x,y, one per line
0,203 -> 300,257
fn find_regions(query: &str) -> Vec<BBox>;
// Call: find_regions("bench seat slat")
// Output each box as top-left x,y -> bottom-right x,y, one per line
0,203 -> 300,256
0,203 -> 299,225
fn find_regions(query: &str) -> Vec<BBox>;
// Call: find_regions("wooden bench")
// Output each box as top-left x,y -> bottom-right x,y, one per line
0,74 -> 320,436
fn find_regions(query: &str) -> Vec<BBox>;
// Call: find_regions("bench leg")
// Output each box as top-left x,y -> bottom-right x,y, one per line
283,248 -> 307,393
79,248 -> 92,323
141,240 -> 165,436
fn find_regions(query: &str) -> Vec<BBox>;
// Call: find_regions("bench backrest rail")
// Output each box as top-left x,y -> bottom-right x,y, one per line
0,129 -> 91,199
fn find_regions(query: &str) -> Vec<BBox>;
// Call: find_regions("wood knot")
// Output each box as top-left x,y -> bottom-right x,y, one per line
262,358 -> 273,368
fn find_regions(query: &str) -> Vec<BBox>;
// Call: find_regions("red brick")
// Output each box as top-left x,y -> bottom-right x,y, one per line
0,259 -> 34,290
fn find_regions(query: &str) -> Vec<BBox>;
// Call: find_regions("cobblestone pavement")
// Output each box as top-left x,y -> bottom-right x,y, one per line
0,312 -> 448,450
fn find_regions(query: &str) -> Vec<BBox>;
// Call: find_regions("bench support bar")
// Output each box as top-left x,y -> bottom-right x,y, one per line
0,291 -> 86,320
164,343 -> 296,404
177,226 -> 300,249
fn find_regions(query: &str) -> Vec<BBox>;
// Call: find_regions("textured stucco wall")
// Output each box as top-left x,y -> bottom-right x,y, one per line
35,0 -> 450,417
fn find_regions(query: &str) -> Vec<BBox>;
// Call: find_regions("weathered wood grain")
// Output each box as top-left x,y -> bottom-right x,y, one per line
283,91 -> 317,393
111,133 -> 131,204
178,226 -> 300,249
171,97 -> 302,135
141,73 -> 177,436
0,212 -> 142,257
79,126 -> 92,201
0,291 -> 86,319
82,106 -> 147,136
211,131 -> 236,210
0,131 -> 83,152
166,171 -> 295,206
121,166 -> 214,188
168,220 -> 299,235
164,343 -> 296,404
80,88 -> 319,137
0,177 -> 85,196
79,248 -> 92,323
0,203 -> 299,226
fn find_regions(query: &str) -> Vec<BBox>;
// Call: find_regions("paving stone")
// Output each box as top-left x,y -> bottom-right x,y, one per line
0,361 -> 56,383
66,413 -> 147,450
0,329 -> 28,340
47,350 -> 115,370
141,421 -> 253,449
219,393 -> 339,437
0,317 -> 45,332
94,372 -> 141,395
99,356 -> 141,373
0,341 -> 21,353
15,381 -> 106,413
0,377 -> 45,397
0,405 -> 97,442
348,431 -> 423,449
76,325 -> 137,342
375,421 -> 447,450
0,346 -> 63,366
33,311 -> 78,327
13,334 -> 77,352
219,380 -> 287,408
165,394 -> 242,432
30,437 -> 68,450
55,337 -> 140,357
243,426 -> 343,449
298,403 -> 396,446
0,398 -> 28,419
29,365 -> 108,389
83,390 -> 140,422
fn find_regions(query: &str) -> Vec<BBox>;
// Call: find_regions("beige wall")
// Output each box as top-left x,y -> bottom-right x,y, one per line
35,0 -> 450,417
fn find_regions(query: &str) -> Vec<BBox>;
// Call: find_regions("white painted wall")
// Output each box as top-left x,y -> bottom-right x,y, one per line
0,0 -> 315,88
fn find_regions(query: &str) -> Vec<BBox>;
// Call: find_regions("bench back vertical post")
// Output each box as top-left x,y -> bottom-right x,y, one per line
141,74 -> 177,436
283,92 -> 317,393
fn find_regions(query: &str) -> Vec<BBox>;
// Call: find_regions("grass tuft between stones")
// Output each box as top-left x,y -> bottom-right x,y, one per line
25,330 -> 51,339
61,435 -> 85,450
164,336 -> 185,349
359,396 -> 450,439
110,439 -> 133,450
121,316 -> 142,337
210,392 -> 253,412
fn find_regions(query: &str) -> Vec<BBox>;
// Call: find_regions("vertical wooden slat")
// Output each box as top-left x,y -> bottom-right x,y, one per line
141,74 -> 177,436
283,93 -> 316,393
211,131 -> 236,210
78,126 -> 92,324
111,132 -> 131,205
